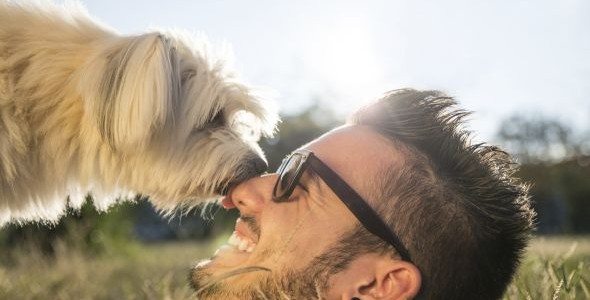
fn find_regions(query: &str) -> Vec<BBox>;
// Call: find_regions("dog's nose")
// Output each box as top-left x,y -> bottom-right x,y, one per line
217,155 -> 268,196
251,156 -> 268,174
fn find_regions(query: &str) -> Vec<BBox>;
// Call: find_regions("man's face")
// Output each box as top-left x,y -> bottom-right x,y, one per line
190,125 -> 399,299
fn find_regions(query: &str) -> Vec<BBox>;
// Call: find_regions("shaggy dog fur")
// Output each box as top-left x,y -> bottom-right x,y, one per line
0,1 -> 278,224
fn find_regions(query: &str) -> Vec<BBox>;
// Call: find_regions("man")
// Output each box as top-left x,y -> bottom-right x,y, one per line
190,89 -> 535,299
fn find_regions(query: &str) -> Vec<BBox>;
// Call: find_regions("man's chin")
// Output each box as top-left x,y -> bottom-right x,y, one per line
189,261 -> 211,293
189,245 -> 257,296
190,255 -> 324,300
211,244 -> 252,268
190,260 -> 273,299
190,258 -> 234,298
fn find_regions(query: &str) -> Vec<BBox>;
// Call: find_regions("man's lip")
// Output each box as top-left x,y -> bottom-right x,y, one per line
235,218 -> 258,243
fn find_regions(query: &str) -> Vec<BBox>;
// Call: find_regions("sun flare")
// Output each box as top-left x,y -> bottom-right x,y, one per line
300,17 -> 386,112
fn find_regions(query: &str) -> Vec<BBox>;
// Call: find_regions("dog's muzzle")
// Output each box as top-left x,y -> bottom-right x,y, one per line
217,155 -> 268,196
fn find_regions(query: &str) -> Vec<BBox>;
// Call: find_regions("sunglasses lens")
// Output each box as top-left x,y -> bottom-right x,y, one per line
274,154 -> 304,199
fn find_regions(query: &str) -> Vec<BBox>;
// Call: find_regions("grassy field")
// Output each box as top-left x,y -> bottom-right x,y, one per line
504,237 -> 590,300
0,236 -> 588,299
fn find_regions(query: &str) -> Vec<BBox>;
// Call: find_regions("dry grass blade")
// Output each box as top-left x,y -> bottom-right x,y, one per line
552,279 -> 564,300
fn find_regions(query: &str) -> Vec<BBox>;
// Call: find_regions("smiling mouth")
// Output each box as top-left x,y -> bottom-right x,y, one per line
226,231 -> 256,253
212,217 -> 260,261
229,216 -> 259,252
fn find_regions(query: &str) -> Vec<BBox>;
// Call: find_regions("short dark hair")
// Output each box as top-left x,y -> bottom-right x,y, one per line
346,89 -> 535,299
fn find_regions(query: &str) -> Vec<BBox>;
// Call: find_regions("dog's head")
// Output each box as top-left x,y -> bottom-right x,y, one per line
78,32 -> 278,210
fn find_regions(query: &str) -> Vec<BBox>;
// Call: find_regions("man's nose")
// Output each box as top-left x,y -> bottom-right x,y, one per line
225,174 -> 276,214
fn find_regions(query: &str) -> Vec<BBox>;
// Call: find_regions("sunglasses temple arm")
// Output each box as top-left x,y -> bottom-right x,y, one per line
309,157 -> 413,262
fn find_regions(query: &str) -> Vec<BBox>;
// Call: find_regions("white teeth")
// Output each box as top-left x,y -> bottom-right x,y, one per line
228,233 -> 240,246
226,232 -> 256,253
238,240 -> 248,251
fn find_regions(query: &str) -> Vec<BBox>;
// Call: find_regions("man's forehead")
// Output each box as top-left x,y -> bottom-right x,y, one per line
300,125 -> 401,200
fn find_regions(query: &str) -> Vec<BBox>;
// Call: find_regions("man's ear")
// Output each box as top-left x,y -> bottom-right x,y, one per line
329,253 -> 421,300
360,259 -> 421,300
79,33 -> 180,151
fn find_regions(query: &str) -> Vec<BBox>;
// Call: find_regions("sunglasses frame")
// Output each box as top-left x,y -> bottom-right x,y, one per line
272,150 -> 412,262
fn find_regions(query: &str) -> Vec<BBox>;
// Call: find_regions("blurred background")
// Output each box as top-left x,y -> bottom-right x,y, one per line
1,0 -> 588,299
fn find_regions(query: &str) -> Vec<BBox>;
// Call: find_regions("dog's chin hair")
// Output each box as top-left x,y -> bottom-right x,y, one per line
0,1 -> 278,225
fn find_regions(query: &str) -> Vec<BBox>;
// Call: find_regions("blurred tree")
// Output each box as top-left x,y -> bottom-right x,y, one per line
497,114 -> 590,234
518,157 -> 590,233
0,196 -> 138,258
497,115 -> 580,164
260,101 -> 341,170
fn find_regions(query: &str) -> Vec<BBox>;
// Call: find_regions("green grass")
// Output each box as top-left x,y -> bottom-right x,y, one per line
0,238 -> 224,300
504,237 -> 590,300
0,236 -> 588,299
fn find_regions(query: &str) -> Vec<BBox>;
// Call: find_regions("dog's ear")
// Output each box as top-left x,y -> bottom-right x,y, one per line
79,33 -> 180,151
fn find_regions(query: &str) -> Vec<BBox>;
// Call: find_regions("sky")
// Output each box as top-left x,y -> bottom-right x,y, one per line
74,0 -> 589,142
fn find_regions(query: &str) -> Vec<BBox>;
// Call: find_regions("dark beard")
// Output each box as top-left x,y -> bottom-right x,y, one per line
190,264 -> 328,299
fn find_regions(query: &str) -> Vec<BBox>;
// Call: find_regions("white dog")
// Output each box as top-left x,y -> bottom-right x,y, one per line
0,1 -> 278,224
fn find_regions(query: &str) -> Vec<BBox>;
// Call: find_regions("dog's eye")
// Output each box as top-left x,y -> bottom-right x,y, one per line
210,110 -> 225,127
181,70 -> 196,84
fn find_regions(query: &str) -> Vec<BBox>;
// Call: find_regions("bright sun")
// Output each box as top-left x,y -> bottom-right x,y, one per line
299,16 -> 386,112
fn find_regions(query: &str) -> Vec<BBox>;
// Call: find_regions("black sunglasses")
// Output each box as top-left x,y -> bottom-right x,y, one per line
272,150 -> 412,262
